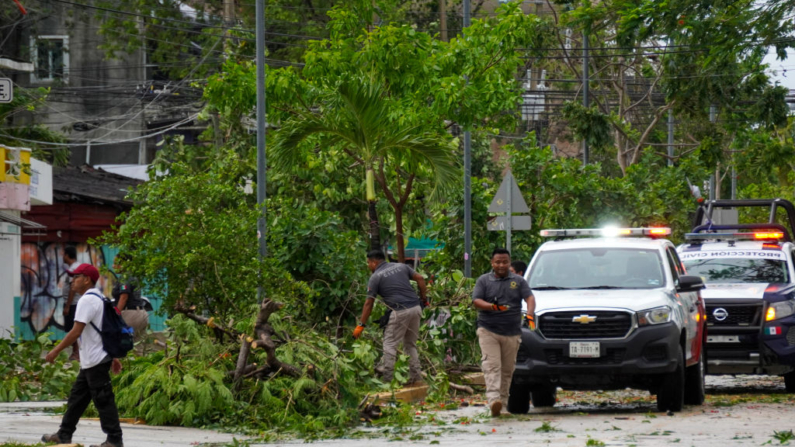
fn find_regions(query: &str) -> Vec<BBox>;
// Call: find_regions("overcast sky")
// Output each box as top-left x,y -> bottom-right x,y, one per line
763,47 -> 795,90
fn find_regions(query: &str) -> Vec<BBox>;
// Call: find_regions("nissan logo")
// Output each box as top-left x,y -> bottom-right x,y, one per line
713,308 -> 729,321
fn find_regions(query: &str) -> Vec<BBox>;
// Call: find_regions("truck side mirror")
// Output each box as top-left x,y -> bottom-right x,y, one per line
677,275 -> 705,293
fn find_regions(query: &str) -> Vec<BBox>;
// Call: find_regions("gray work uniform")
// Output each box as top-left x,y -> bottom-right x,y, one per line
472,271 -> 532,407
368,262 -> 422,383
472,271 -> 532,336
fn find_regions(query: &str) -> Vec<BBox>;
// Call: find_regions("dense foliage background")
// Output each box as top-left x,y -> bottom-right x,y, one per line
3,0 -> 794,440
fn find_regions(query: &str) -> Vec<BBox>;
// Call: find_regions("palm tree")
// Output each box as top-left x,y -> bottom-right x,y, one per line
272,75 -> 459,261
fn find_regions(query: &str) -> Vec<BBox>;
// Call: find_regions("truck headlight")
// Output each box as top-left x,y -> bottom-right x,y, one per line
766,301 -> 795,321
638,306 -> 671,326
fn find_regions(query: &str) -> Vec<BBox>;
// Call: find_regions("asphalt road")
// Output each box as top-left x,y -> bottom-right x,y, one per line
1,375 -> 793,446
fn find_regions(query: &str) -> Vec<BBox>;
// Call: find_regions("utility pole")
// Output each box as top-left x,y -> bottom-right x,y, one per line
223,0 -> 235,54
463,0 -> 472,277
667,109 -> 674,167
439,0 -> 447,42
709,104 -> 717,201
255,0 -> 267,301
582,30 -> 589,165
731,148 -> 738,200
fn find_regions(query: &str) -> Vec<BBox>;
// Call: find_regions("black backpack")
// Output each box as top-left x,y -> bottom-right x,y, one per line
86,292 -> 135,358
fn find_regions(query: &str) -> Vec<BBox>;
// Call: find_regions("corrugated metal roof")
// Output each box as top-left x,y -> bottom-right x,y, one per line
0,210 -> 47,236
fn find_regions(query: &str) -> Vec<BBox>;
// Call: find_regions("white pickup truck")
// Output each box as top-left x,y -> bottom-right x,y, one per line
512,227 -> 706,413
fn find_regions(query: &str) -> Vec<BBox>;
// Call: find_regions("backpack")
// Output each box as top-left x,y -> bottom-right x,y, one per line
86,292 -> 135,358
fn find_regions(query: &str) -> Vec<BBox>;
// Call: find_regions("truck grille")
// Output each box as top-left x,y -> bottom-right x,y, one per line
706,304 -> 761,326
538,311 -> 633,339
788,327 -> 795,346
544,348 -> 626,365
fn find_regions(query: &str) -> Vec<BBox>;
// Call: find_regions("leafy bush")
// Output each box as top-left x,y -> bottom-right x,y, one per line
0,334 -> 78,402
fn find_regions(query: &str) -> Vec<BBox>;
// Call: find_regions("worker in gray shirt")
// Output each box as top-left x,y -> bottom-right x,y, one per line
353,250 -> 428,385
472,248 -> 535,417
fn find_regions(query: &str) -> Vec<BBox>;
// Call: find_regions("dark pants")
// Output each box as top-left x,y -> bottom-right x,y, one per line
58,360 -> 123,444
64,304 -> 77,332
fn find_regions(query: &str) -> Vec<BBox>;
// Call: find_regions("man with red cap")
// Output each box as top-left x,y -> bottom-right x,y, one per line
43,263 -> 124,447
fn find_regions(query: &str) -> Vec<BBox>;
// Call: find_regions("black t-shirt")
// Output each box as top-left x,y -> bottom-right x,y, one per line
472,272 -> 532,336
367,262 -> 421,310
112,277 -> 145,309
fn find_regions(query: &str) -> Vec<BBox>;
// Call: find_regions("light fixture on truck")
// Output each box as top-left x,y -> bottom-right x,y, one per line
540,227 -> 671,238
754,231 -> 785,240
765,301 -> 795,322
686,231 -> 785,242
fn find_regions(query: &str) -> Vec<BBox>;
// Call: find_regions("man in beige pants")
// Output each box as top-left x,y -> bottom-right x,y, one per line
353,250 -> 428,385
472,248 -> 535,417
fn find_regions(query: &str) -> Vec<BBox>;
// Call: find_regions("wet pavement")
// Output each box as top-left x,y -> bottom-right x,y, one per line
1,375 -> 793,446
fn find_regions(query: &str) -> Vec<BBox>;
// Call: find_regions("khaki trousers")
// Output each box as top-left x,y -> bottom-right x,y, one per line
381,306 -> 423,383
121,309 -> 149,354
477,327 -> 521,406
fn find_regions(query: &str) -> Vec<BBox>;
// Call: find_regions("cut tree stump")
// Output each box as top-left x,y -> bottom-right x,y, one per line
373,382 -> 429,404
460,372 -> 485,386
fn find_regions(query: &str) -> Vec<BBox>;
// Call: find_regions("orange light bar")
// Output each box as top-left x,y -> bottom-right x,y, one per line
766,307 -> 776,321
755,232 -> 784,240
649,228 -> 671,236
617,229 -> 632,235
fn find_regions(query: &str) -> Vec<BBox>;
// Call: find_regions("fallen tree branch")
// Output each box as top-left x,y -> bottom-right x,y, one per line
449,382 -> 474,394
253,299 -> 302,377
174,305 -> 237,339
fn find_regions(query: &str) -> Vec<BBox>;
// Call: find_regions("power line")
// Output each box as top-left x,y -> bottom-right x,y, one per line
0,113 -> 199,148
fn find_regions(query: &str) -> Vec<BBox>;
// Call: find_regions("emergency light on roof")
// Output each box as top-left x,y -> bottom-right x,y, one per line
685,231 -> 785,242
540,227 -> 672,238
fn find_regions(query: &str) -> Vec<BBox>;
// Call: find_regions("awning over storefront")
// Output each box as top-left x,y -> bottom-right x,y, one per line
0,210 -> 47,236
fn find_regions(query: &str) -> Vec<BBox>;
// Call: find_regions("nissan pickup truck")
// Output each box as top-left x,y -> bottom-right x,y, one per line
677,199 -> 795,392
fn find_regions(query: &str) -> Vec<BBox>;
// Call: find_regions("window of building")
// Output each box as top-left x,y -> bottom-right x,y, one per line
30,36 -> 69,83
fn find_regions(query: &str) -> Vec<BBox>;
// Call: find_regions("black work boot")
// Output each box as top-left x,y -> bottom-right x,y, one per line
41,433 -> 71,443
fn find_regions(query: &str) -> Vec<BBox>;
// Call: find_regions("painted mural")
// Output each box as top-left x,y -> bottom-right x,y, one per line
19,242 -> 111,337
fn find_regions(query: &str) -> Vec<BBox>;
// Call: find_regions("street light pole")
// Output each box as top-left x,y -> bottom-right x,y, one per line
256,0 -> 267,301
582,30 -> 589,165
463,0 -> 472,278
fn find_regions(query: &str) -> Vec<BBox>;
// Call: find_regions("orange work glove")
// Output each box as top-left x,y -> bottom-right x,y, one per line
526,314 -> 536,330
491,304 -> 509,311
352,324 -> 366,339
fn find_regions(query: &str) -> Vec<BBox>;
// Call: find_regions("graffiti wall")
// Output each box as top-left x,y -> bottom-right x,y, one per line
18,242 -> 111,339
17,242 -> 167,340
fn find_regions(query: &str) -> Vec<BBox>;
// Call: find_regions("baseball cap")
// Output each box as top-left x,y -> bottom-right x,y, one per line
70,264 -> 100,283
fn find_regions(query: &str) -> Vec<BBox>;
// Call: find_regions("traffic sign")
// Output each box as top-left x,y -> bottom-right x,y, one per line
488,171 -> 529,213
488,215 -> 532,231
0,78 -> 12,104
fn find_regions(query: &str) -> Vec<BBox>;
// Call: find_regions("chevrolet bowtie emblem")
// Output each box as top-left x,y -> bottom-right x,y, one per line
572,314 -> 597,324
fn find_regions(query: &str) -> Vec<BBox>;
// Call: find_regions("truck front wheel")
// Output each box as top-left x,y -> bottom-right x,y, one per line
531,385 -> 557,408
507,381 -> 531,414
684,343 -> 705,405
657,345 -> 685,412
785,371 -> 795,393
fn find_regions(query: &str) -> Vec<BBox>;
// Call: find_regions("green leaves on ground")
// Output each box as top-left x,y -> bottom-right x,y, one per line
0,335 -> 78,402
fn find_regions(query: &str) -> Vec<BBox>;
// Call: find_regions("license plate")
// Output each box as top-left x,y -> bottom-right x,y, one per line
707,335 -> 740,344
569,341 -> 600,358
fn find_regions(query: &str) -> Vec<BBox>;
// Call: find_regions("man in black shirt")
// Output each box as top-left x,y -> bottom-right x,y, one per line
472,248 -> 535,416
112,254 -> 149,355
354,250 -> 428,384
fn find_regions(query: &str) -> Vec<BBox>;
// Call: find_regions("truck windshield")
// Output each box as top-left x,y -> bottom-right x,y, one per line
528,248 -> 664,289
683,258 -> 789,283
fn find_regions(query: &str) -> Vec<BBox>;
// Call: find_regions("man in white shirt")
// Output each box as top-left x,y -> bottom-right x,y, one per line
43,264 -> 124,447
